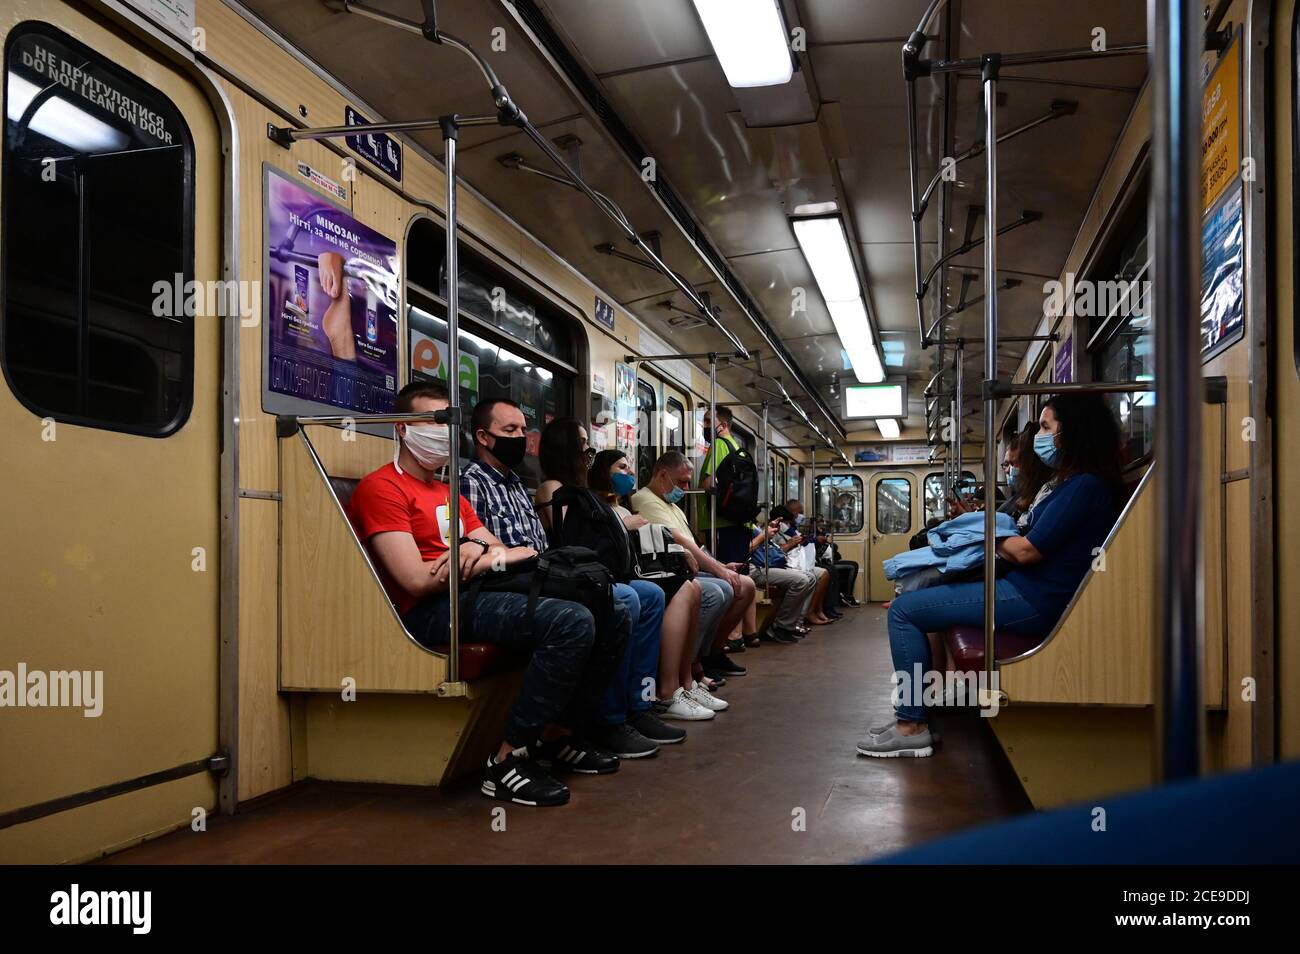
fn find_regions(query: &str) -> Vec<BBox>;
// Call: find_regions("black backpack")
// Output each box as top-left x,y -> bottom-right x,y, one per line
458,545 -> 617,641
541,486 -> 635,581
713,438 -> 761,524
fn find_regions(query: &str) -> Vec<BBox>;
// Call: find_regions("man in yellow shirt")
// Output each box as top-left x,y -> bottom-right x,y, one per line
695,406 -> 752,565
633,451 -> 757,676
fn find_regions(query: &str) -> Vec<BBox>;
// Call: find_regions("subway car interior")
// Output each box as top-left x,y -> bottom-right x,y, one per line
2,0 -> 1299,881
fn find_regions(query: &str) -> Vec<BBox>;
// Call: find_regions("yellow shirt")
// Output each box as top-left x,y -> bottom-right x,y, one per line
630,487 -> 692,538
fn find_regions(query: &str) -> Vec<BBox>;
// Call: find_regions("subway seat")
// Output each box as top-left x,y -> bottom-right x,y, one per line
942,626 -> 1045,671
328,475 -> 516,682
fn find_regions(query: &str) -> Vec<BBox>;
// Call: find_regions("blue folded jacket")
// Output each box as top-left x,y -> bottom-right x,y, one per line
884,512 -> 1019,581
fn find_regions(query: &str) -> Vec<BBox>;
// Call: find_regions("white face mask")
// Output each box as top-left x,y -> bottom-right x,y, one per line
398,423 -> 450,470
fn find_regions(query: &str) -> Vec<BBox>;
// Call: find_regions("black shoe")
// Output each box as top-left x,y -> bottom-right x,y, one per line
591,722 -> 659,759
535,735 -> 620,775
481,750 -> 569,806
630,710 -> 687,745
843,595 -> 861,606
723,637 -> 746,654
704,652 -> 747,677
766,627 -> 799,644
825,610 -> 843,620
744,633 -> 761,648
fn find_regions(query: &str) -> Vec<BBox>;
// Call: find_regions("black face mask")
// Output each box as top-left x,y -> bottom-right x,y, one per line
703,427 -> 713,443
489,433 -> 527,469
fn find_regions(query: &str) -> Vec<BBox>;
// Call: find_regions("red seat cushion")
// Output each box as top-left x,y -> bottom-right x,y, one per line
943,626 -> 1044,671
430,642 -> 518,682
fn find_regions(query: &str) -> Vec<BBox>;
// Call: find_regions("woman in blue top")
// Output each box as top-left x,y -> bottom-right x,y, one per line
858,393 -> 1122,758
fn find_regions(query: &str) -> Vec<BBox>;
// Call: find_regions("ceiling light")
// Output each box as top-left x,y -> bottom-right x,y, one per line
793,200 -> 839,216
691,0 -> 794,88
792,216 -> 885,384
6,73 -> 130,153
876,418 -> 901,439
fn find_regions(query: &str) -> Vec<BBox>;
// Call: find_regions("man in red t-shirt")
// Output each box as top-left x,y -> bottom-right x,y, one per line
347,381 -> 624,807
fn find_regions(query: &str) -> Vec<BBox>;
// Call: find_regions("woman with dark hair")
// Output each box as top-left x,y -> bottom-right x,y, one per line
535,416 -> 593,532
858,393 -> 1122,758
1007,421 -> 1057,527
589,449 -> 722,721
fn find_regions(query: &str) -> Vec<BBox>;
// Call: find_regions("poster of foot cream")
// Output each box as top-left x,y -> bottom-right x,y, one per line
263,166 -> 399,416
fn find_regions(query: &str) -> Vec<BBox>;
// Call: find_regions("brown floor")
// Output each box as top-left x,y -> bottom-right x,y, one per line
101,605 -> 1030,864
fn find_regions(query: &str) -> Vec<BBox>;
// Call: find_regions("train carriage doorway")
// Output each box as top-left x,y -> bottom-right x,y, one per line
0,8 -> 222,861
868,473 -> 917,602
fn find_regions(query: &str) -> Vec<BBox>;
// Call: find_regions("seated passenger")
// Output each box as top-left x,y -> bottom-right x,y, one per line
586,449 -> 725,720
631,451 -> 758,681
766,505 -> 836,627
857,393 -> 1122,759
460,401 -> 663,761
746,512 -> 819,643
536,419 -> 693,741
1004,422 -> 1058,529
346,382 -> 625,807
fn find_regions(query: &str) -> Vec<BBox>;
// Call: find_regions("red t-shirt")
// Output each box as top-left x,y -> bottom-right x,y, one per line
346,463 -> 483,615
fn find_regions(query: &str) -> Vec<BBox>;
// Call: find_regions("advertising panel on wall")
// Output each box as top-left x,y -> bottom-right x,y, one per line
262,166 -> 399,423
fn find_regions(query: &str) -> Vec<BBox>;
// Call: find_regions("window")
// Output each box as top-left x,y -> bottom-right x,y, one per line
3,24 -> 194,435
875,477 -> 912,534
815,475 -> 863,533
407,220 -> 575,366
923,471 -> 976,525
636,377 -> 657,489
665,397 -> 685,453
788,465 -> 800,504
407,297 -> 573,490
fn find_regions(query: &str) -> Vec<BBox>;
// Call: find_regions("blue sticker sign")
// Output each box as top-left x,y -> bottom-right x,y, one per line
594,296 -> 615,330
1054,333 -> 1073,384
345,106 -> 402,182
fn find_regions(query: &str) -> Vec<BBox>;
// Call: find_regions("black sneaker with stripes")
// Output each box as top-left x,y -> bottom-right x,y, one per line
481,749 -> 569,807
534,735 -> 620,775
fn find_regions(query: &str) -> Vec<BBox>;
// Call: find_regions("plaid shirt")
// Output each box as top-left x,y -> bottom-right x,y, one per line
460,458 -> 548,551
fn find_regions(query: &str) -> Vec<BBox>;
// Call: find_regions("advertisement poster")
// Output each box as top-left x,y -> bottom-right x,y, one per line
409,329 -> 479,394
264,167 -> 398,415
1054,333 -> 1074,384
614,362 -> 638,453
1201,187 -> 1244,359
1201,37 -> 1240,213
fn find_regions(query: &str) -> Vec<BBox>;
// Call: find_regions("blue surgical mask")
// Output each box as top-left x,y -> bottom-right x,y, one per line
665,486 -> 685,504
1033,433 -> 1060,469
1007,465 -> 1019,488
795,513 -> 807,526
611,472 -> 636,496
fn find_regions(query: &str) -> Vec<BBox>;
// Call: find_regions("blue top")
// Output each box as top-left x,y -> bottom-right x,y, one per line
749,528 -> 788,568
1005,472 -> 1117,622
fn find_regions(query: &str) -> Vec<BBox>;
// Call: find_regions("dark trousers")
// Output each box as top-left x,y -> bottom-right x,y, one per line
835,560 -> 859,598
403,591 -> 630,748
713,525 -> 752,565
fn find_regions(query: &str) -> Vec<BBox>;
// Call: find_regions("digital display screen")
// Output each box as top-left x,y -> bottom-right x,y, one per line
843,383 -> 904,420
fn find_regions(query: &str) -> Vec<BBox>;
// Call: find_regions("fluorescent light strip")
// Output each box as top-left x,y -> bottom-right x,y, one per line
691,0 -> 794,88
6,73 -> 129,153
876,418 -> 901,440
791,217 -> 885,385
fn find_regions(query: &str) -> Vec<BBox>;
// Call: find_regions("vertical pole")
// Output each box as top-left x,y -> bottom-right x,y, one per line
809,445 -> 817,531
955,341 -> 964,491
981,56 -> 1000,677
906,78 -> 927,346
708,352 -> 718,556
760,401 -> 770,519
1151,0 -> 1204,782
442,117 -> 462,684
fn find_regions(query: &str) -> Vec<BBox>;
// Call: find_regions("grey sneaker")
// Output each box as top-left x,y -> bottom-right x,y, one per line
869,720 -> 941,744
856,725 -> 934,758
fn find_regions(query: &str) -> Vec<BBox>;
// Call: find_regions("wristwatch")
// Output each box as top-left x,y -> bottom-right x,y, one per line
459,536 -> 489,553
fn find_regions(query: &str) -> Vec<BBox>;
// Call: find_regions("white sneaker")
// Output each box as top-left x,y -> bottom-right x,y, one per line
661,687 -> 715,721
687,681 -> 729,712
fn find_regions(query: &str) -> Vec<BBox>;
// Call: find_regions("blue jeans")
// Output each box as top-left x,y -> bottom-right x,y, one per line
403,591 -> 613,748
694,574 -> 734,657
601,581 -> 665,724
886,578 -> 1048,723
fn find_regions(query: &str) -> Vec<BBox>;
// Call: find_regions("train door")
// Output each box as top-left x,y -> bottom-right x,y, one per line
635,374 -> 659,489
0,9 -> 221,859
867,473 -> 917,602
815,472 -> 867,602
